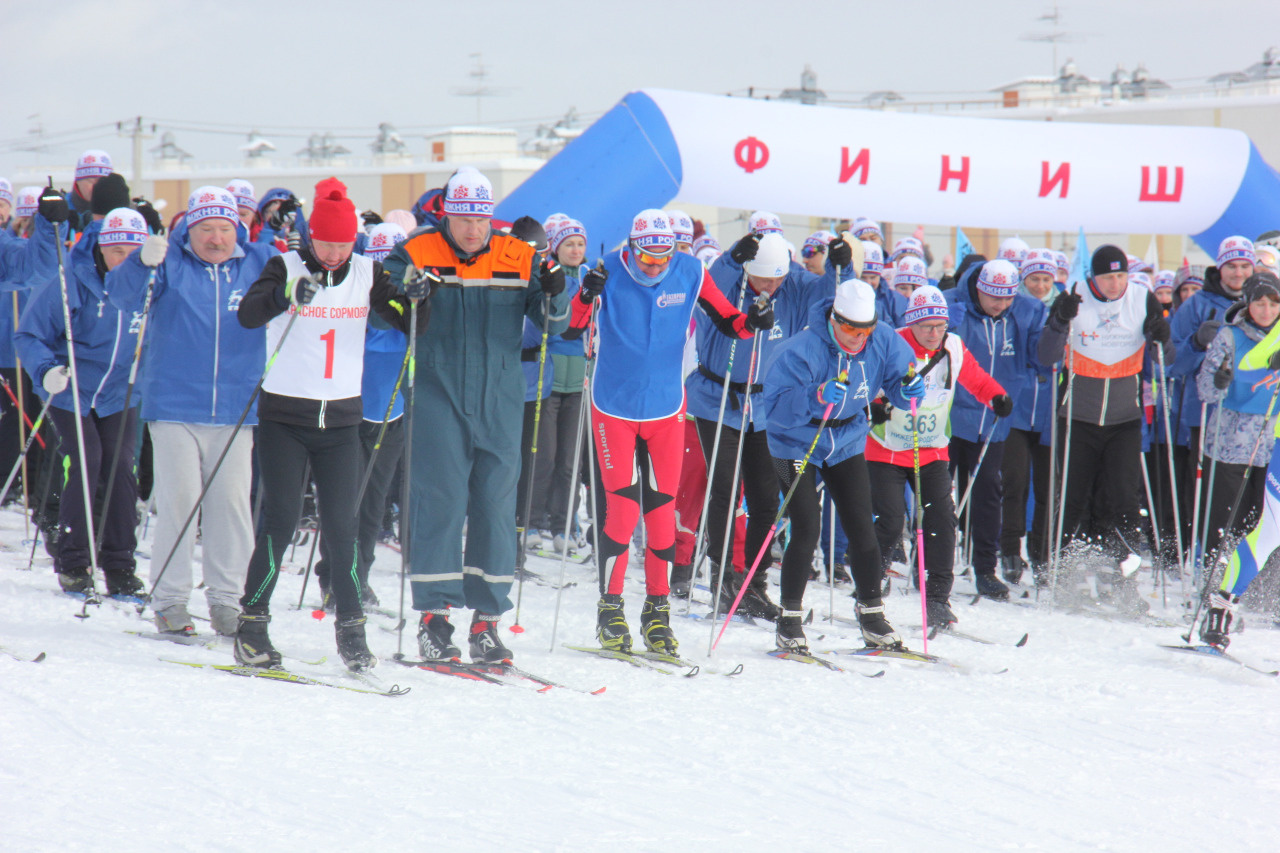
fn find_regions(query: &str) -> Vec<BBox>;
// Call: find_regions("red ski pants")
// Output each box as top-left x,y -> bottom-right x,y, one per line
592,406 -> 684,596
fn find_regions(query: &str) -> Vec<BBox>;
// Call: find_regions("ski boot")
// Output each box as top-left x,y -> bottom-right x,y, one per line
335,615 -> 376,671
640,595 -> 678,656
1200,591 -> 1236,649
670,563 -> 694,600
469,613 -> 513,663
57,567 -> 94,595
1000,554 -> 1026,585
775,601 -> 809,653
154,603 -> 196,635
360,584 -> 380,608
104,569 -> 145,598
417,610 -> 461,661
596,594 -> 632,652
234,610 -> 282,668
975,571 -> 1010,602
830,563 -> 853,585
926,598 -> 958,628
855,598 -> 903,649
739,579 -> 781,622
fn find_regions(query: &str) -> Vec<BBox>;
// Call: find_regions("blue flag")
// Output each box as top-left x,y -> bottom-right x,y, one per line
1067,227 -> 1088,290
956,227 -> 975,264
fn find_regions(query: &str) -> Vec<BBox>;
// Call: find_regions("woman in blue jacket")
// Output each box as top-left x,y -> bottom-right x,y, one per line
16,209 -> 147,597
764,279 -> 924,652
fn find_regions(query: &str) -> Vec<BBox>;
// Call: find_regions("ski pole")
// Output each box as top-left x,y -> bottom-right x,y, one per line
0,373 -> 46,449
684,274 -> 750,615
142,305 -> 304,612
93,269 -> 155,560
394,296 -> 420,657
1197,409 -> 1224,590
26,424 -> 60,571
909,370 -> 929,655
1154,345 -> 1185,606
549,298 -> 599,649
1184,377 -> 1280,641
713,368 -> 847,651
1186,402 -> 1208,596
12,296 -> 32,541
0,395 -> 56,508
1041,365 -> 1059,580
953,421 -> 995,520
50,205 -> 103,615
708,315 -> 765,649
1052,330 -> 1077,603
512,290 -> 553,631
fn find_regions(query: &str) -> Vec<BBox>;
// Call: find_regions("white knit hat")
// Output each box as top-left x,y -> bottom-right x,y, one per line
0,177 -> 12,206
893,256 -> 928,290
187,186 -> 239,227
861,241 -> 885,274
75,150 -> 113,181
747,210 -> 783,236
832,279 -> 877,326
976,259 -> 1020,298
15,186 -> 40,218
1217,235 -> 1256,267
745,233 -> 791,278
363,222 -> 408,261
851,217 -> 882,241
904,284 -> 949,325
443,167 -> 494,217
1020,249 -> 1057,279
629,209 -> 676,256
99,208 -> 149,248
667,209 -> 694,245
226,179 -> 257,212
997,237 -> 1030,267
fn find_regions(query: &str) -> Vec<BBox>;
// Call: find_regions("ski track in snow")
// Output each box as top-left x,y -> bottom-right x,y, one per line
2,505 -> 1280,851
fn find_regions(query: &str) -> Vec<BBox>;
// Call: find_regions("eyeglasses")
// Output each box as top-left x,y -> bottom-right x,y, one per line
915,321 -> 948,334
635,248 -> 672,266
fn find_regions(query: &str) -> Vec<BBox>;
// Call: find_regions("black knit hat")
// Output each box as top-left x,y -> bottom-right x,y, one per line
1090,244 -> 1129,278
91,173 -> 131,216
1243,270 -> 1280,304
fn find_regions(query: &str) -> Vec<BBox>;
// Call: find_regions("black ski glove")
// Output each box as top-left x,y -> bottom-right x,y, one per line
869,399 -> 892,425
1050,291 -> 1081,324
1144,313 -> 1171,344
539,260 -> 565,297
38,187 -> 69,224
579,265 -> 607,304
1269,350 -> 1280,371
360,210 -> 383,228
132,197 -> 165,235
991,394 -> 1014,418
827,237 -> 852,268
1193,319 -> 1222,351
730,234 -> 760,264
746,296 -> 775,332
1213,359 -> 1233,390
403,267 -> 441,301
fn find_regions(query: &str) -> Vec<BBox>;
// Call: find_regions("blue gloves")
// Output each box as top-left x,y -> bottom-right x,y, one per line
817,378 -> 848,407
902,374 -> 925,400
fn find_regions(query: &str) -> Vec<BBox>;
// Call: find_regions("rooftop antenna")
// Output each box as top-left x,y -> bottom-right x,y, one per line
1020,3 -> 1079,78
451,53 -> 507,123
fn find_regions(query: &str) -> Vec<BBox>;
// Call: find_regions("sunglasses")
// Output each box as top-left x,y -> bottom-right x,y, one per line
832,313 -> 874,335
801,245 -> 823,259
635,248 -> 672,266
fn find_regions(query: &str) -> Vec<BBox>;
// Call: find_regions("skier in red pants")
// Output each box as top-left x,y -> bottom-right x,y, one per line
565,210 -> 773,654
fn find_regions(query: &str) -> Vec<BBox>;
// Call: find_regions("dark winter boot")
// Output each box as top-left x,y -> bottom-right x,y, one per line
670,563 -> 694,600
975,572 -> 1010,602
1200,591 -> 1236,649
830,563 -> 852,585
1000,554 -> 1025,585
469,613 -> 513,663
234,610 -> 282,668
855,598 -> 903,649
775,600 -> 809,653
709,563 -> 739,614
104,569 -> 144,598
739,579 -> 781,622
926,598 -> 958,628
335,615 -> 376,671
57,567 -> 94,595
360,584 -> 380,608
640,595 -> 678,656
596,594 -> 632,652
417,610 -> 461,661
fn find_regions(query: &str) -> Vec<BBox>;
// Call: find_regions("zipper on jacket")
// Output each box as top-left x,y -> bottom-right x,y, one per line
211,264 -> 221,418
91,308 -> 124,412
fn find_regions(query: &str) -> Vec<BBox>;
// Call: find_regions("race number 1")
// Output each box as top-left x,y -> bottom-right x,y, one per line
320,328 -> 335,379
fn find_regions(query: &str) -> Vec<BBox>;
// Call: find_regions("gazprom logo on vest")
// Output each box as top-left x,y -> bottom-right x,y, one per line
656,291 -> 687,309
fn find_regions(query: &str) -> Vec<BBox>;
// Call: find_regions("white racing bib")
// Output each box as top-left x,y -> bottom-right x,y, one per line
264,252 -> 374,400
877,334 -> 965,452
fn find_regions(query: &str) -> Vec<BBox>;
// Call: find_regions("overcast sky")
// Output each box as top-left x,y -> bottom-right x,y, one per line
3,0 -> 1278,179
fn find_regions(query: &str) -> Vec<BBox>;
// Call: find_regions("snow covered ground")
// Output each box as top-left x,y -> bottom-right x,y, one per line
3,503 -> 1280,852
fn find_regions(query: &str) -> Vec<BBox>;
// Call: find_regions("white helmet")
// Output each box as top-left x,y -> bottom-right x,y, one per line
745,233 -> 791,278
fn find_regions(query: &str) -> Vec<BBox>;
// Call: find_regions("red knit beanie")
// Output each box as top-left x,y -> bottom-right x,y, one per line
309,177 -> 357,243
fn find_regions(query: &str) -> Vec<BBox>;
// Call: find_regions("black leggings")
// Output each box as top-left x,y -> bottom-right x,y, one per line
696,419 -> 780,580
242,420 -> 362,618
774,453 -> 881,604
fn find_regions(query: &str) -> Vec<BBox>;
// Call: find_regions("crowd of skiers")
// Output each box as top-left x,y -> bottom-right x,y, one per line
3,149 -> 1280,670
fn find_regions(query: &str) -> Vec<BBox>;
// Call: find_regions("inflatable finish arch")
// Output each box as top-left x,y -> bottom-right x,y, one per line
497,88 -> 1280,256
